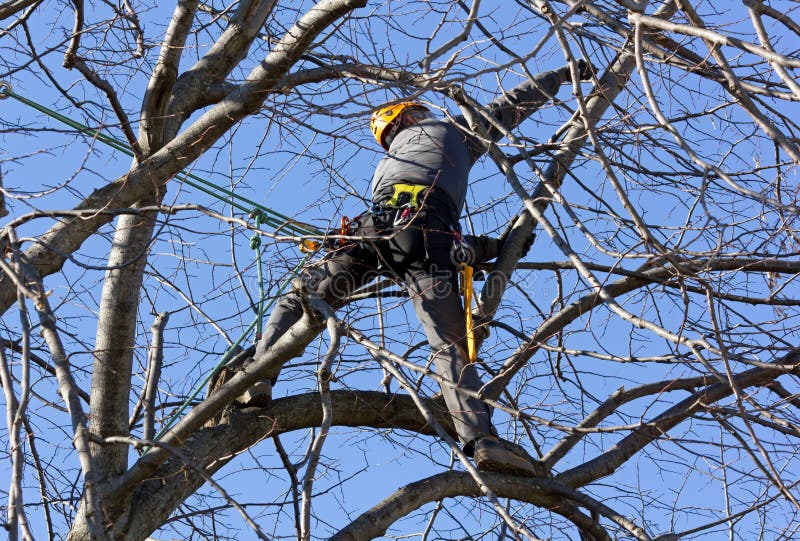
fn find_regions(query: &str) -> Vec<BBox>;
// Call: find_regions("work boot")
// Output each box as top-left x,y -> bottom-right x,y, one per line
234,378 -> 272,407
473,436 -> 549,477
207,349 -> 273,408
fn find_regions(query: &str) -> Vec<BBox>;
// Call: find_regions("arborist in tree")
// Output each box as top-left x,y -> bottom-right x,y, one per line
233,60 -> 595,477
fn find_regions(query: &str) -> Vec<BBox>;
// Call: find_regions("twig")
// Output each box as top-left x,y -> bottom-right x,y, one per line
420,0 -> 481,73
143,312 -> 169,441
0,347 -> 28,541
745,3 -> 800,100
69,58 -> 145,161
22,415 -> 53,540
273,435 -> 303,540
375,294 -> 392,392
0,338 -> 90,404
300,296 -> 341,541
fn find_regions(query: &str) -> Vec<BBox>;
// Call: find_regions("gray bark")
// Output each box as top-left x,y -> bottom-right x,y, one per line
0,0 -> 38,21
117,391 -> 453,540
60,2 -> 369,540
89,201 -> 160,481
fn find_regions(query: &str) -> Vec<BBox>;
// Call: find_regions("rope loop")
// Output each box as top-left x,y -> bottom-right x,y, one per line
250,234 -> 262,250
0,81 -> 12,99
249,208 -> 267,227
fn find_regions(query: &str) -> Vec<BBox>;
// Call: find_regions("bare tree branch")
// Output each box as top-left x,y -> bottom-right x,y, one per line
0,0 -> 38,22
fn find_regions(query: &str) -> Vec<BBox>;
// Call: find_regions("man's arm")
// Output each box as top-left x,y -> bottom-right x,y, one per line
452,217 -> 535,266
464,60 -> 594,161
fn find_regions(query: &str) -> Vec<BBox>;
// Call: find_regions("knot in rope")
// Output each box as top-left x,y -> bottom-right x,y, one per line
249,208 -> 267,227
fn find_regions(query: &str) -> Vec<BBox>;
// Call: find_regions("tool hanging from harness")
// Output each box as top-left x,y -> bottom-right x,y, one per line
460,263 -> 477,363
451,225 -> 478,364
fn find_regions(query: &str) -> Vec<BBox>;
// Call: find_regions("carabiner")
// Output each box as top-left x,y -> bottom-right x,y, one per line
0,81 -> 12,99
393,205 -> 412,227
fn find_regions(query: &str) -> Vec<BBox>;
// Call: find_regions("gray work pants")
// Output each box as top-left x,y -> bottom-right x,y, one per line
255,208 -> 494,450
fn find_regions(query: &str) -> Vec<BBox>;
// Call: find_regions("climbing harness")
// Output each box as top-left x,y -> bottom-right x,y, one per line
380,183 -> 432,227
385,183 -> 428,209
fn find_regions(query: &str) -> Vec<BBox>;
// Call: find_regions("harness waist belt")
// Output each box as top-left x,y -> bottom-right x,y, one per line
375,182 -> 459,218
384,183 -> 430,209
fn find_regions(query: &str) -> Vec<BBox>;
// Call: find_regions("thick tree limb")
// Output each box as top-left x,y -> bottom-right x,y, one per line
0,0 -> 38,22
114,390 -> 454,540
163,0 -> 280,141
329,471 -> 649,541
0,0 -> 368,321
139,0 -> 200,153
88,200 -> 160,487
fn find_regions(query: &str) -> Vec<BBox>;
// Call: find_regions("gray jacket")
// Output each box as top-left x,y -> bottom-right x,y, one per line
371,68 -> 567,213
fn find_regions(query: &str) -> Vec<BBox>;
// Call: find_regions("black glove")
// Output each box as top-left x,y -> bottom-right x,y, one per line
577,58 -> 597,81
498,215 -> 535,259
450,235 -> 503,266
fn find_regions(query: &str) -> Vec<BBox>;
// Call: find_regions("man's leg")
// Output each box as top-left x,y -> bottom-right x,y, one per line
405,268 -> 547,477
236,243 -> 377,405
399,217 -> 547,477
405,267 -> 495,445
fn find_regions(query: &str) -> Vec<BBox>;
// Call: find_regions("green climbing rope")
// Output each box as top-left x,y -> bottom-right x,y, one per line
0,82 -> 321,444
150,253 -> 310,446
250,209 -> 267,340
0,81 -> 321,238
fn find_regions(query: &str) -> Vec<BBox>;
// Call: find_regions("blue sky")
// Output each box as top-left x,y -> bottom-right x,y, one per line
1,1 -> 800,539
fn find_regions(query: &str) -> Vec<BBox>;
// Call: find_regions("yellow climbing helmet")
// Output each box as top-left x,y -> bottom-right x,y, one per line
370,102 -> 430,150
